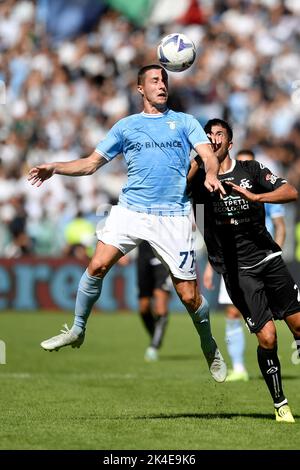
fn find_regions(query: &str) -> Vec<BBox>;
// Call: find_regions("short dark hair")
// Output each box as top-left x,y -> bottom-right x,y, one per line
236,149 -> 255,159
204,119 -> 233,142
137,64 -> 168,85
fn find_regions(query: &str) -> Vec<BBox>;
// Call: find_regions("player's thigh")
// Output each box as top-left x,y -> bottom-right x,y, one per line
96,205 -> 140,255
223,270 -> 273,333
263,256 -> 300,320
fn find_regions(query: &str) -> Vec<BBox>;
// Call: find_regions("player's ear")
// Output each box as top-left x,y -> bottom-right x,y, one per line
229,141 -> 233,150
137,85 -> 144,96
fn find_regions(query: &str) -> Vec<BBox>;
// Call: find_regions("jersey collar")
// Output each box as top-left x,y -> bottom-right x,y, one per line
220,158 -> 236,175
141,109 -> 169,118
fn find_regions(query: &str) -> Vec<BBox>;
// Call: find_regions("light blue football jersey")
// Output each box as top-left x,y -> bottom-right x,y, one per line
265,203 -> 285,237
96,109 -> 209,215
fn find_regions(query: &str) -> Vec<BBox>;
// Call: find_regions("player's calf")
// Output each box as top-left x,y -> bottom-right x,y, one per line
189,296 -> 227,382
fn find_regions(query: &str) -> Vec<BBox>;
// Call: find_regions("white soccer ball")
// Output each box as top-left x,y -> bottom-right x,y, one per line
157,33 -> 196,72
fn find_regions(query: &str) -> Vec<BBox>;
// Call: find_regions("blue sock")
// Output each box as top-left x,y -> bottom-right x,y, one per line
225,318 -> 245,370
71,269 -> 103,335
189,296 -> 215,356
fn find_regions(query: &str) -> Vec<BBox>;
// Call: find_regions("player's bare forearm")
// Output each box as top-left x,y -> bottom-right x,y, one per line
194,143 -> 225,194
187,145 -> 219,182
255,183 -> 298,204
28,151 -> 107,187
226,182 -> 298,203
54,152 -> 106,176
195,143 -> 219,176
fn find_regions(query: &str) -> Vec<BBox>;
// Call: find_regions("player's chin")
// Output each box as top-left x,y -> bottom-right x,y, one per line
156,95 -> 167,103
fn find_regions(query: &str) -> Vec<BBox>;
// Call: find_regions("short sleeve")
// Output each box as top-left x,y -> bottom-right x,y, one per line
245,161 -> 287,192
95,121 -> 123,161
186,115 -> 210,148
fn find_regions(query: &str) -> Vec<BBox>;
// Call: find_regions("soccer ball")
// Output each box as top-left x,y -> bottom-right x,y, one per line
157,33 -> 196,72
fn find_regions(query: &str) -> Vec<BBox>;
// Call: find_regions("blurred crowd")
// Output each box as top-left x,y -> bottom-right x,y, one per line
0,0 -> 299,261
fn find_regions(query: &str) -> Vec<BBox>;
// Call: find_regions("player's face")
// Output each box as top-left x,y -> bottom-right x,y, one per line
207,125 -> 232,162
138,69 -> 168,109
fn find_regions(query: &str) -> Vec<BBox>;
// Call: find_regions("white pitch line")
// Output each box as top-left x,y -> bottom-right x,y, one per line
0,372 -> 31,379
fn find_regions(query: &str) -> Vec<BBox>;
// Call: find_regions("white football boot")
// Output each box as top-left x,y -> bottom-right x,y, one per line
41,324 -> 85,352
144,346 -> 159,362
204,340 -> 227,383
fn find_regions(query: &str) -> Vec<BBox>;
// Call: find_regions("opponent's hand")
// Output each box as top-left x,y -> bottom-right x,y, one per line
28,164 -> 55,187
225,181 -> 259,202
204,173 -> 226,196
206,132 -> 222,152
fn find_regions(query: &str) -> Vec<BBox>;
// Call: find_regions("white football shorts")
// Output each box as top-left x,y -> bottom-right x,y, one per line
96,205 -> 197,280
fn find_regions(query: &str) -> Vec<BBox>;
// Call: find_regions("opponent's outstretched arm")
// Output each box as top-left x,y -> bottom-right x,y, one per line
28,151 -> 107,187
226,181 -> 298,204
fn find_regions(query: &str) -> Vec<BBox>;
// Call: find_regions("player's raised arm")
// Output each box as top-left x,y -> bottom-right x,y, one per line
193,143 -> 225,195
28,151 -> 108,187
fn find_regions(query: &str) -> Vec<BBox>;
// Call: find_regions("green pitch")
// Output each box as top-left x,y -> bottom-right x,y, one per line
0,311 -> 299,450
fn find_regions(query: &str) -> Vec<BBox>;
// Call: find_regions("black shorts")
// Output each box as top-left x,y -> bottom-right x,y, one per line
223,255 -> 300,333
137,241 -> 171,298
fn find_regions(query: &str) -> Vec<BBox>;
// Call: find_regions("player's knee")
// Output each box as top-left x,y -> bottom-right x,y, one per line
89,261 -> 109,278
180,290 -> 199,311
258,330 -> 277,349
226,305 -> 240,319
257,320 -> 277,349
139,298 -> 151,314
140,305 -> 151,315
